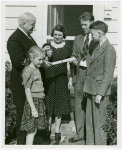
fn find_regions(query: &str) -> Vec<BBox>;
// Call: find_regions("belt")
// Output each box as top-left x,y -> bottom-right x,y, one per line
79,66 -> 87,70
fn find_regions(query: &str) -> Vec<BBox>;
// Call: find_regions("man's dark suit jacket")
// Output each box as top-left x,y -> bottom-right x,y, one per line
7,28 -> 37,93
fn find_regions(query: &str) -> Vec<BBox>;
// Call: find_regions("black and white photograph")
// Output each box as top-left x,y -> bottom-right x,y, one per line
1,0 -> 121,148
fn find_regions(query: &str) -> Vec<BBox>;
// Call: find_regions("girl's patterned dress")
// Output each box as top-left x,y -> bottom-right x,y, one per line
20,66 -> 47,132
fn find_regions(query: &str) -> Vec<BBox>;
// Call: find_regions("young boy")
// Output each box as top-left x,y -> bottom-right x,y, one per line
83,21 -> 116,145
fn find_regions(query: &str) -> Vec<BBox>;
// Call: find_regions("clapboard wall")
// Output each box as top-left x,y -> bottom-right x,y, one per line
93,5 -> 119,76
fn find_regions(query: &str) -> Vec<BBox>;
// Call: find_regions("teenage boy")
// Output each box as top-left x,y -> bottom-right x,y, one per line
83,21 -> 116,145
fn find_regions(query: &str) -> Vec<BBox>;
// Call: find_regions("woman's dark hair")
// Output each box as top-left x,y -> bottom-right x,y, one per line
79,12 -> 94,22
51,24 -> 67,39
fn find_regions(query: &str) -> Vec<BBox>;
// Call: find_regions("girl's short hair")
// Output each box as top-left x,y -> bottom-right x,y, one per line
51,24 -> 67,39
26,46 -> 45,65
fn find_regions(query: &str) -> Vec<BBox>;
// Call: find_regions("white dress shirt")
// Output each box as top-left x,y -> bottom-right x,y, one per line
99,38 -> 107,47
18,27 -> 35,43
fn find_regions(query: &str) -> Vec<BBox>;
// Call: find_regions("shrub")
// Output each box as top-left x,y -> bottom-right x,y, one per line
102,77 -> 117,145
5,61 -> 17,144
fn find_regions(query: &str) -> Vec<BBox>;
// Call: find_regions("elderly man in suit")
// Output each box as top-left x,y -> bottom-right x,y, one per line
83,21 -> 116,145
69,12 -> 96,143
7,12 -> 51,145
7,12 -> 37,145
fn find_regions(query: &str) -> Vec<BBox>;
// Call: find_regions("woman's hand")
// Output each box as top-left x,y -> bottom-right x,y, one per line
70,57 -> 77,66
43,46 -> 53,59
31,109 -> 38,118
41,60 -> 52,68
47,49 -> 53,58
68,78 -> 73,90
42,46 -> 50,52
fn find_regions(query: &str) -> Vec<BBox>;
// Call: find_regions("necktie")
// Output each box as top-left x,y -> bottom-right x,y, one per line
82,34 -> 89,61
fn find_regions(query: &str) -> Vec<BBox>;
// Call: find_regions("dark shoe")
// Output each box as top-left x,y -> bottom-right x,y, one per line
69,137 -> 84,143
46,131 -> 51,139
43,131 -> 51,144
55,133 -> 61,142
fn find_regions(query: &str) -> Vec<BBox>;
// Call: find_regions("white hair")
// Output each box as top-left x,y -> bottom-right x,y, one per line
18,12 -> 36,26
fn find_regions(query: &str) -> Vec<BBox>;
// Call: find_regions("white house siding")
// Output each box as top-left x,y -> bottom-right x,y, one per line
93,5 -> 119,77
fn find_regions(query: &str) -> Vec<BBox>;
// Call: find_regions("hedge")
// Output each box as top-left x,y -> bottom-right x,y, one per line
5,61 -> 17,144
102,77 -> 117,145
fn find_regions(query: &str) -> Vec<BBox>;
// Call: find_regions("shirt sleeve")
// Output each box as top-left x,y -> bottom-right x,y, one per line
22,68 -> 34,89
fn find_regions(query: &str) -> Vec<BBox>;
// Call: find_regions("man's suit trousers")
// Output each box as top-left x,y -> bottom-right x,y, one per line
86,94 -> 109,145
74,67 -> 87,139
12,91 -> 26,145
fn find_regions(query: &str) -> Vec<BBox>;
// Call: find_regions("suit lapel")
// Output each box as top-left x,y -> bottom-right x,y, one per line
89,40 -> 109,64
17,28 -> 37,45
79,35 -> 84,53
28,35 -> 37,45
17,28 -> 28,39
89,40 -> 94,51
86,40 -> 98,66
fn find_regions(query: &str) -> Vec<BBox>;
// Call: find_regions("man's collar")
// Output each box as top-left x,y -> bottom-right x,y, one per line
83,33 -> 90,36
18,27 -> 28,37
99,38 -> 107,47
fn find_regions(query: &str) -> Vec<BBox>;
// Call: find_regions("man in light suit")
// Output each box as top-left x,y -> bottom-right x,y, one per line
83,21 -> 116,145
69,12 -> 96,143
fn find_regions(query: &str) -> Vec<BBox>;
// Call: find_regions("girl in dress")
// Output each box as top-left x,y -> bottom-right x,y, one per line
20,46 -> 47,145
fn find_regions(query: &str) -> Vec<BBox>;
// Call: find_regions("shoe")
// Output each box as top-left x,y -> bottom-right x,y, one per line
55,133 -> 61,142
43,131 -> 51,144
69,137 -> 84,143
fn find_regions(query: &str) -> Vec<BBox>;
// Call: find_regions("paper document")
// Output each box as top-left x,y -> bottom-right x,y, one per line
51,57 -> 75,65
